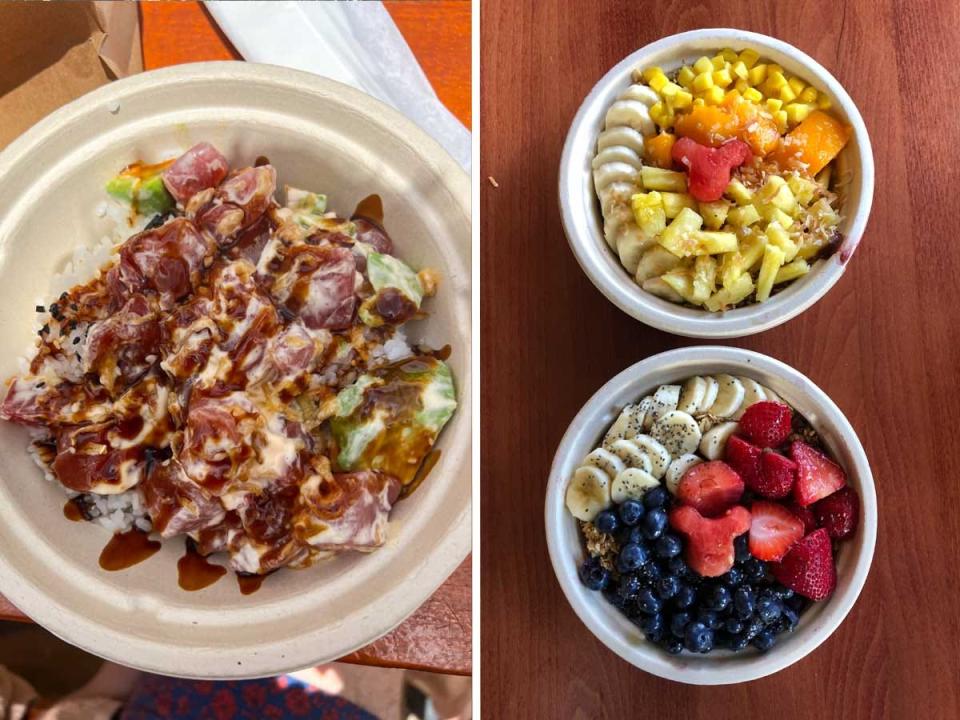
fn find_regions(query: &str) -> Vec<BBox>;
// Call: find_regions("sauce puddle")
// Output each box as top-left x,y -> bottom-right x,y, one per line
177,542 -> 227,591
237,574 -> 266,595
63,498 -> 85,522
352,193 -> 384,224
99,530 -> 161,571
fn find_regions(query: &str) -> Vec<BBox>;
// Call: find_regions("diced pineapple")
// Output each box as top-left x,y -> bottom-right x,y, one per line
739,48 -> 760,69
703,85 -> 725,105
699,200 -> 731,229
641,166 -> 687,192
713,68 -> 733,88
727,204 -> 762,227
642,276 -> 684,303
692,71 -> 715,93
743,87 -> 763,103
762,206 -> 795,230
785,103 -> 813,125
693,56 -> 714,75
774,259 -> 810,284
796,241 -> 824,260
704,272 -> 754,312
725,179 -> 754,206
635,245 -> 682,283
720,234 -> 767,289
689,231 -> 738,254
798,86 -> 818,104
759,176 -> 797,213
661,192 -> 698,219
677,66 -> 696,88
756,244 -> 787,302
658,207 -> 704,257
692,255 -> 718,303
787,174 -> 819,206
661,269 -> 698,304
631,192 -> 667,237
765,221 -> 799,261
809,198 -> 841,227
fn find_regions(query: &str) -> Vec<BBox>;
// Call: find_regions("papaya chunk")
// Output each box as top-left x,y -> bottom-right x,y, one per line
644,132 -> 677,169
674,102 -> 779,157
771,110 -> 851,175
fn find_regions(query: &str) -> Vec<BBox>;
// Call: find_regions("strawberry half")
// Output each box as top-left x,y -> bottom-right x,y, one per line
771,528 -> 837,600
671,137 -> 751,202
813,486 -> 860,539
749,500 -> 804,561
751,450 -> 797,499
725,435 -> 762,489
676,460 -> 745,517
738,401 -> 793,448
787,501 -> 818,534
790,440 -> 847,506
669,504 -> 751,577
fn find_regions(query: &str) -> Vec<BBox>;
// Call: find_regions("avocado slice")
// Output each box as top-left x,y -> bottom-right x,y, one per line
106,171 -> 174,216
359,252 -> 425,327
329,356 -> 456,485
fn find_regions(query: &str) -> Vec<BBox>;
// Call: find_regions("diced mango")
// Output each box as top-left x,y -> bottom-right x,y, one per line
788,77 -> 806,96
786,103 -> 813,126
743,87 -> 763,103
642,66 -> 666,83
699,200 -> 731,229
672,90 -> 694,110
732,61 -> 749,79
739,48 -> 760,69
767,71 -> 788,91
693,71 -> 715,93
765,97 -> 783,113
816,95 -> 833,110
661,192 -> 698,219
721,48 -> 739,62
649,73 -> 669,93
778,84 -> 798,103
704,272 -> 754,311
798,86 -> 818,104
774,110 -> 789,133
658,207 -> 704,257
734,79 -> 751,95
693,56 -> 714,74
774,259 -> 810,284
644,132 -> 677,169
641,166 -> 687,192
703,85 -> 726,105
713,68 -> 733,88
711,55 -> 727,70
747,63 -> 768,86
772,110 -> 852,175
677,66 -> 696,88
756,244 -> 787,301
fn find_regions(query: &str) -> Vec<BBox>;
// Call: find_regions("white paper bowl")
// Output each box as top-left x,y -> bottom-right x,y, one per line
545,347 -> 876,684
0,63 -> 471,678
559,29 -> 874,338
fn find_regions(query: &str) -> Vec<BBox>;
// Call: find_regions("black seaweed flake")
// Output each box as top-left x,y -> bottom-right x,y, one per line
35,305 -> 44,313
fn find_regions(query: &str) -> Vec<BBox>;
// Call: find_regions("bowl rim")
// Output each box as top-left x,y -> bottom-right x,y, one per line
558,28 -> 875,338
544,346 -> 877,684
0,61 -> 471,678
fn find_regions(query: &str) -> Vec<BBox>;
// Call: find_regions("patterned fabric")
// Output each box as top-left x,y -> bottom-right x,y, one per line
119,674 -> 380,720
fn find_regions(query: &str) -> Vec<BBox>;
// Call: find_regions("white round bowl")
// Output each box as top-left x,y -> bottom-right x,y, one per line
545,347 -> 876,684
0,63 -> 471,678
559,29 -> 874,338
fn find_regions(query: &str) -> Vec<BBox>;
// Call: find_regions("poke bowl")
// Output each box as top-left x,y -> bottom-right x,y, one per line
544,347 -> 876,684
0,63 -> 471,678
559,29 -> 874,338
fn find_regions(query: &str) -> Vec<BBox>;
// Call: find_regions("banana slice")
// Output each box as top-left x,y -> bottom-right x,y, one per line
597,126 -> 646,154
601,403 -> 643,449
707,374 -> 745,418
651,410 -> 702,457
665,453 -> 703,495
608,439 -> 653,474
565,466 -> 612,521
592,146 -> 643,170
617,84 -> 660,106
605,100 -> 655,135
762,386 -> 785,405
642,277 -> 684,302
635,245 -> 682,284
582,448 -> 626,479
644,385 -> 680,429
611,468 -> 660,503
677,376 -> 707,414
699,421 -> 739,460
631,434 -> 671,478
733,376 -> 767,419
700,376 -> 719,413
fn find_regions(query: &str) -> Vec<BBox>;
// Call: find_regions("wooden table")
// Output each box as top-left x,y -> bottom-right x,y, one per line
481,0 -> 960,715
0,0 -> 472,677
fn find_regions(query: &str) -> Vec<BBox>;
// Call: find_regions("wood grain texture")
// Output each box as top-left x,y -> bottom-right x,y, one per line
481,0 -> 960,716
0,1 -> 471,675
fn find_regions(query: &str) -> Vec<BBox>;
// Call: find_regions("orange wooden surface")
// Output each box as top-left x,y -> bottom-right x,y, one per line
0,0 -> 472,676
140,1 -> 472,127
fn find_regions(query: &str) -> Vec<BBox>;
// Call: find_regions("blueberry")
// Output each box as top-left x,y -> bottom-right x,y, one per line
780,606 -> 800,630
752,629 -> 776,651
578,558 -> 609,591
684,622 -> 714,653
616,543 -> 647,573
734,534 -> 751,563
655,533 -> 683,559
602,584 -> 626,610
637,612 -> 663,636
663,638 -> 684,654
617,574 -> 642,603
725,618 -> 744,635
722,567 -> 744,587
618,499 -> 644,526
775,586 -> 795,600
733,587 -> 755,619
743,616 -> 765,640
669,611 -> 692,637
644,485 -> 669,509
641,508 -> 668,539
757,595 -> 782,625
673,584 -> 696,610
705,585 -> 731,612
594,510 -> 619,534
728,634 -> 750,651
639,561 -> 662,584
696,609 -> 722,630
636,588 -> 662,615
785,594 -> 807,613
656,575 -> 680,600
666,555 -> 688,576
644,626 -> 666,644
743,558 -> 766,582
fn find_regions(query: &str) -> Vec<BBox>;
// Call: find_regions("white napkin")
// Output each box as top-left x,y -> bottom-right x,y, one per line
204,1 -> 471,171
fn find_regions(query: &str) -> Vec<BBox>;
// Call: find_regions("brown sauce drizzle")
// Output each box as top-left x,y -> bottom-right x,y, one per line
254,155 -> 271,167
63,498 -> 86,522
401,449 -> 441,499
177,540 -> 227,591
352,194 -> 383,225
237,573 -> 266,595
99,530 -> 161,571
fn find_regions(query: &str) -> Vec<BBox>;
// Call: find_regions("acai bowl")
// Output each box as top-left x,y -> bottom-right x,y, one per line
545,347 -> 876,684
0,63 -> 471,678
559,29 -> 874,338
